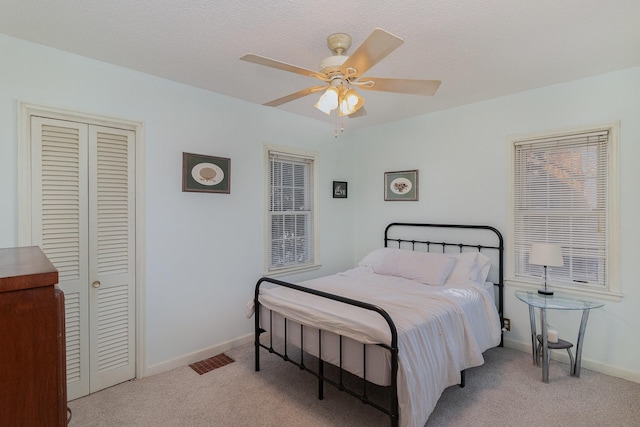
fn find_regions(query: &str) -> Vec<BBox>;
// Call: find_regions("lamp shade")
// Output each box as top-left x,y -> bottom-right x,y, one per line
529,243 -> 564,267
338,88 -> 364,116
314,86 -> 339,115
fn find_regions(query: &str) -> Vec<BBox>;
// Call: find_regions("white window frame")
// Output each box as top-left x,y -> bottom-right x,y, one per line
264,145 -> 320,276
506,122 -> 621,300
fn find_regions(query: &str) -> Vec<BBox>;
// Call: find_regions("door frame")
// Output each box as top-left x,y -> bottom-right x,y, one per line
17,101 -> 148,380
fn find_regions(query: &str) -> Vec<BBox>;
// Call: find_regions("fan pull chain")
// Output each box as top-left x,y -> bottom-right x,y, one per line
333,111 -> 345,139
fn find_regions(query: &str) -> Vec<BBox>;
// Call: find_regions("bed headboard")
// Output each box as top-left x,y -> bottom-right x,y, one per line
384,223 -> 504,336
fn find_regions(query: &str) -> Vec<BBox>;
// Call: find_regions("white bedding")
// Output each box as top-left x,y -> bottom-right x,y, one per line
248,266 -> 502,427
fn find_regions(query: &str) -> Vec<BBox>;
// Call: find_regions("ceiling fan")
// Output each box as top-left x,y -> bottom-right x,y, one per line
240,28 -> 441,119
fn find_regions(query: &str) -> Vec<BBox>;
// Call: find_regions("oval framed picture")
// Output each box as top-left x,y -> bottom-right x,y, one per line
384,170 -> 418,201
182,152 -> 231,193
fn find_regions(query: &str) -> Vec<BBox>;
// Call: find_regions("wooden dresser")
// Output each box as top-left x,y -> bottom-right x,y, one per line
0,246 -> 67,426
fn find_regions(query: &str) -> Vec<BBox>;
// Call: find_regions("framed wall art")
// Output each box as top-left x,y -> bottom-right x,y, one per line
182,152 -> 230,194
384,169 -> 418,201
333,181 -> 348,198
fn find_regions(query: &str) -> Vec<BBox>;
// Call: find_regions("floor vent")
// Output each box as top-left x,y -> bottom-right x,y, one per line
189,353 -> 234,375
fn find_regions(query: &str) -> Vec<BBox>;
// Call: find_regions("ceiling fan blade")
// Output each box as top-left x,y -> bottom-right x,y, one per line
348,107 -> 367,118
240,54 -> 328,81
263,85 -> 327,107
357,77 -> 441,96
340,28 -> 404,78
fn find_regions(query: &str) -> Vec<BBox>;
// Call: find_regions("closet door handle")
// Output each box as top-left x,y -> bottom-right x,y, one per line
92,281 -> 101,289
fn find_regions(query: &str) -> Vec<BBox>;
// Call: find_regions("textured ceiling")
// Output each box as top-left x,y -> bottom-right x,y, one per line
1,0 -> 639,131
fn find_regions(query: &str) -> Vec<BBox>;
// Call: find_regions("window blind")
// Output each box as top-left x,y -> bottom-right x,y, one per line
513,130 -> 609,289
268,151 -> 314,270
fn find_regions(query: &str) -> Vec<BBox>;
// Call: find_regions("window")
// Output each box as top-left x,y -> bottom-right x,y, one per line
265,146 -> 319,275
507,123 -> 620,298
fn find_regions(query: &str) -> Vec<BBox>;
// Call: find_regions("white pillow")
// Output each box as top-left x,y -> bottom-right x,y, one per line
445,251 -> 492,284
358,247 -> 395,268
446,252 -> 479,282
361,248 -> 456,286
475,253 -> 492,282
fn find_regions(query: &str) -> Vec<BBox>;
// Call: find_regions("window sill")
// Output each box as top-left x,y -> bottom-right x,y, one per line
505,278 -> 623,302
264,263 -> 321,278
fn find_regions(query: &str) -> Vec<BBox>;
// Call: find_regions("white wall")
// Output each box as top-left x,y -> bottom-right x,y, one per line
0,34 -> 355,369
349,67 -> 640,381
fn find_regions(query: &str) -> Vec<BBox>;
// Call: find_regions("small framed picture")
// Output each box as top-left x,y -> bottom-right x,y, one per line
333,181 -> 348,198
182,152 -> 230,193
384,170 -> 418,201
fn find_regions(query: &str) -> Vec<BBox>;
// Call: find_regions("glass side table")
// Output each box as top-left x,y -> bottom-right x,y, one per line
515,290 -> 604,383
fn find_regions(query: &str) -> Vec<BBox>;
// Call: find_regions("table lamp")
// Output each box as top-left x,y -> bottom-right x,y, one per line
529,243 -> 564,295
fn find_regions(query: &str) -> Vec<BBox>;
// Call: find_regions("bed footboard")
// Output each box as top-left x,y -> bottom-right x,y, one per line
254,277 -> 400,427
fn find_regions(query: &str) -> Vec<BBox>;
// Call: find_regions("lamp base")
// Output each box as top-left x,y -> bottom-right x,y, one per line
538,288 -> 554,296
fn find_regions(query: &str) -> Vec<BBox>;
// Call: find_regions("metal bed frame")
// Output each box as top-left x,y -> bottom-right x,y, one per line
254,223 -> 504,427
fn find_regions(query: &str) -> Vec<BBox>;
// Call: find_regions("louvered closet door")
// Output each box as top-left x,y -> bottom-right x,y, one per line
30,117 -> 136,400
88,126 -> 135,393
31,117 -> 91,400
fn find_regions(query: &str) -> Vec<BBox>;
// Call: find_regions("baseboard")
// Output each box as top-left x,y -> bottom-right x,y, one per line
144,333 -> 253,377
145,334 -> 639,384
503,337 -> 640,384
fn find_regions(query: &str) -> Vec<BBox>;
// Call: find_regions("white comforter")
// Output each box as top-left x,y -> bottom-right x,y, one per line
247,266 -> 502,427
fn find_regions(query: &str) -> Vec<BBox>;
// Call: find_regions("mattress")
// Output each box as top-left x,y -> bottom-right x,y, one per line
249,266 -> 502,427
258,279 -> 496,387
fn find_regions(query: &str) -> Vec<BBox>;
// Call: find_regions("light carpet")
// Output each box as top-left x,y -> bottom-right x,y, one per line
68,343 -> 640,426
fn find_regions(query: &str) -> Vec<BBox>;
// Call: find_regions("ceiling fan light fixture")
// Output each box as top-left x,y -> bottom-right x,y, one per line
314,86 -> 339,115
338,88 -> 364,116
